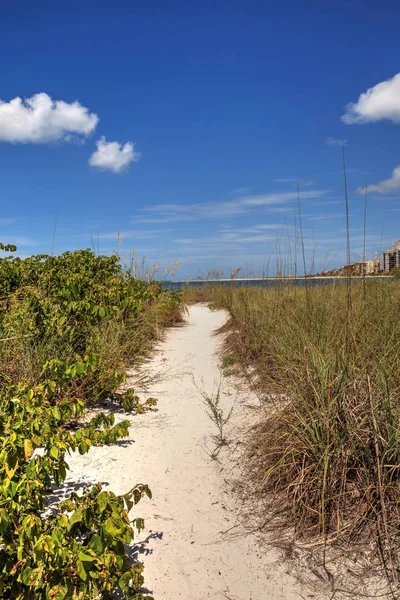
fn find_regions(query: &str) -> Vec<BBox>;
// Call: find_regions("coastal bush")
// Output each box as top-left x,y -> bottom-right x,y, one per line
0,247 -> 183,598
0,249 -> 182,398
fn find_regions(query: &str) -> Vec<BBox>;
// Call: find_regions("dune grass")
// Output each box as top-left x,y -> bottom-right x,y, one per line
184,280 -> 400,586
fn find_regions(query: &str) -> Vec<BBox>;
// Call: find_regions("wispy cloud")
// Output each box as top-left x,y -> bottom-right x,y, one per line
325,137 -> 347,147
272,178 -> 298,183
318,233 -> 384,246
229,187 -> 250,195
97,229 -> 166,240
0,235 -> 37,246
174,224 -> 294,249
304,212 -> 353,222
306,199 -> 344,207
342,72 -> 400,124
219,232 -> 283,244
135,189 -> 327,223
174,238 -> 197,244
272,178 -> 315,186
0,218 -> 18,225
220,223 -> 293,235
0,93 -> 98,143
132,214 -> 194,224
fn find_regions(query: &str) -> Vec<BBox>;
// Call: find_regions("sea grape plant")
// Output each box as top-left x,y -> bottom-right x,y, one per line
0,248 -> 182,599
0,370 -> 153,599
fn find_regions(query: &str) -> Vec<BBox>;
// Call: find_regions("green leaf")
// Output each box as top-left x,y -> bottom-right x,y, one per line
78,551 -> 95,562
132,517 -> 145,533
58,514 -> 69,528
89,569 -> 100,579
52,406 -> 61,420
103,517 -> 122,537
119,571 -> 132,592
49,445 -> 59,459
21,566 -> 32,586
69,508 -> 83,526
88,534 -> 103,554
75,362 -> 85,376
97,492 -> 108,513
123,494 -> 134,512
76,559 -> 87,582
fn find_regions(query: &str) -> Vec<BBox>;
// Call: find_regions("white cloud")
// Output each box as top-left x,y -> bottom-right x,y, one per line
342,73 -> 400,124
325,137 -> 347,146
0,93 -> 98,143
89,136 -> 140,173
357,165 -> 400,194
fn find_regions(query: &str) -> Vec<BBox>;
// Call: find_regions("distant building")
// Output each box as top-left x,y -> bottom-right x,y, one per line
358,259 -> 381,275
383,242 -> 400,272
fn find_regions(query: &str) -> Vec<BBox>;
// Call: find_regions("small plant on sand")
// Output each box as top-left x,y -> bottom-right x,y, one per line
194,374 -> 234,459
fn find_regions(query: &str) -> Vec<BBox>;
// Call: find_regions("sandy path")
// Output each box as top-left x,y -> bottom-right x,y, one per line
61,305 -> 328,600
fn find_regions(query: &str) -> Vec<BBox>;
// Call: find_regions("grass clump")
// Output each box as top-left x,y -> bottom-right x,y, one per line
185,281 -> 400,587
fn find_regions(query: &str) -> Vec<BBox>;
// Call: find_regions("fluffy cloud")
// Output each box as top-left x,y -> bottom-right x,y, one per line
89,136 -> 140,173
342,73 -> 400,124
0,93 -> 98,143
357,165 -> 400,194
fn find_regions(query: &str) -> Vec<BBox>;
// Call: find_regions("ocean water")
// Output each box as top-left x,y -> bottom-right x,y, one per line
164,276 -> 393,290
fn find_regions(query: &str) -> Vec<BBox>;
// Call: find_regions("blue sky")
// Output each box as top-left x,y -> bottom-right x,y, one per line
1,0 -> 400,278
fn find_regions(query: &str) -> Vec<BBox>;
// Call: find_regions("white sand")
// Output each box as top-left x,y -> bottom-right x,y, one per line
61,305 -> 330,600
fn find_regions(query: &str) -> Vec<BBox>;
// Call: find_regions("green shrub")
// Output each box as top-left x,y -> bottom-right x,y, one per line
0,374 -> 152,599
0,247 -> 183,598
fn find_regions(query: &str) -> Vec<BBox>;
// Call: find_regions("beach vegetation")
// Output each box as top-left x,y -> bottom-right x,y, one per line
0,246 -> 183,599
